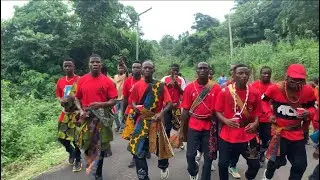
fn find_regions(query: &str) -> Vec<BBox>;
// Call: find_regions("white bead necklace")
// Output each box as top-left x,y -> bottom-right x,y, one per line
232,83 -> 249,118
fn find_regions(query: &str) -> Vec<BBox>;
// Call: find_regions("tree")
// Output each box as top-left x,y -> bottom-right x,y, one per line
276,0 -> 319,39
1,0 -> 154,83
1,0 -> 79,82
191,13 -> 220,32
159,35 -> 176,56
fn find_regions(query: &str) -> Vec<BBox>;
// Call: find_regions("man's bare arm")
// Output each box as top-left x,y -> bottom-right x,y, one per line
74,97 -> 82,111
122,97 -> 128,115
101,98 -> 116,108
179,109 -> 190,141
162,102 -> 173,114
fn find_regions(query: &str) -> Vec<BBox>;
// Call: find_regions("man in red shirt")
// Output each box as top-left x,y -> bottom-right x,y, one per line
161,64 -> 186,137
121,61 -> 142,168
218,63 -> 242,179
74,54 -> 118,180
309,85 -> 319,180
262,64 -> 317,180
56,58 -> 82,172
180,62 -> 221,180
113,57 -> 128,133
128,60 -> 173,180
215,64 -> 262,180
250,66 -> 274,165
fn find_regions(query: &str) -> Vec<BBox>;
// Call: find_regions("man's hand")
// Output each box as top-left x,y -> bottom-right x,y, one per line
296,108 -> 309,119
172,103 -> 178,109
59,98 -> 68,106
224,118 -> 240,128
80,109 -> 88,118
167,81 -> 175,86
269,115 -> 276,123
173,80 -> 179,86
133,106 -> 141,114
245,121 -> 258,133
153,112 -> 164,122
89,102 -> 103,110
313,148 -> 319,159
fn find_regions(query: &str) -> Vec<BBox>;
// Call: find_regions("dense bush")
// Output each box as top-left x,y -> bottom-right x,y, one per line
211,38 -> 319,81
156,38 -> 319,83
1,80 -> 59,169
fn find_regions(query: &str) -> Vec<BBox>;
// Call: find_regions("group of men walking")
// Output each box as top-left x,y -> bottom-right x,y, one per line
55,54 -> 319,180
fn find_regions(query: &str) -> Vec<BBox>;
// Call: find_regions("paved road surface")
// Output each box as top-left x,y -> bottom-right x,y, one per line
34,132 -> 317,180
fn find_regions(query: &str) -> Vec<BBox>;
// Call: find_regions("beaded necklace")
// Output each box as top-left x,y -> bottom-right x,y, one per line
284,81 -> 301,104
232,83 -> 249,118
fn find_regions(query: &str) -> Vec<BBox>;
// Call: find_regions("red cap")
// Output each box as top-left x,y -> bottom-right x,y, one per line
286,64 -> 306,79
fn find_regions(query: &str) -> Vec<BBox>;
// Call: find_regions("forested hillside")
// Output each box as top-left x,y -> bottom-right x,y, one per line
155,0 -> 319,81
1,0 -> 319,179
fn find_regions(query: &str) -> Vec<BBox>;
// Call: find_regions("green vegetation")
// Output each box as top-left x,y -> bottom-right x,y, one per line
1,0 -> 319,179
155,0 -> 319,81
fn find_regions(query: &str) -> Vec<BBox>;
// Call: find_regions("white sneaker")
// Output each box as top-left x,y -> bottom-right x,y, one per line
262,169 -> 272,180
228,166 -> 241,179
189,160 -> 199,180
189,174 -> 199,180
160,168 -> 169,180
211,163 -> 215,171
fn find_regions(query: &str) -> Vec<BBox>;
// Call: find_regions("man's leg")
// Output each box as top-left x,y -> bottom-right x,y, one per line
114,100 -> 121,131
186,128 -> 201,177
135,155 -> 149,180
200,130 -> 213,180
128,154 -> 136,168
287,139 -> 308,180
72,141 -> 82,172
241,138 -> 260,180
309,164 -> 319,180
95,151 -> 105,178
229,153 -> 241,178
58,138 -> 75,164
118,100 -> 125,131
304,129 -> 310,145
218,138 -> 235,180
259,123 -> 271,163
164,109 -> 173,137
230,153 -> 240,168
265,138 -> 288,179
134,140 -> 150,180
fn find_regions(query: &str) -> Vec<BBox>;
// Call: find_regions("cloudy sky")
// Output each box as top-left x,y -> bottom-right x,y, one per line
1,0 -> 235,41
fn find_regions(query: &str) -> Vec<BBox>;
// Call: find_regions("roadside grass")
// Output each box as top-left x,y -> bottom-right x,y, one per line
2,146 -> 67,180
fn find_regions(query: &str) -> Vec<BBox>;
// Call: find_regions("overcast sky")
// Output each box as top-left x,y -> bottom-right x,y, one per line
1,0 -> 235,41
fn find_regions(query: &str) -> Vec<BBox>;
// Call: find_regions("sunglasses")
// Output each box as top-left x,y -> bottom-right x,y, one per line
287,78 -> 304,84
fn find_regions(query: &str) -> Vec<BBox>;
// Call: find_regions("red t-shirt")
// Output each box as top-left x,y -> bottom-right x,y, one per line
123,76 -> 141,114
75,73 -> 118,107
251,80 -> 274,123
56,75 -> 80,98
215,85 -> 262,143
130,80 -> 172,113
181,81 -> 221,131
161,75 -> 186,104
263,84 -> 317,141
56,75 -> 80,122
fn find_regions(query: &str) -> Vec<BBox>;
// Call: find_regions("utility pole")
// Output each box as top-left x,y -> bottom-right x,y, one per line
228,12 -> 233,60
136,7 -> 152,61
